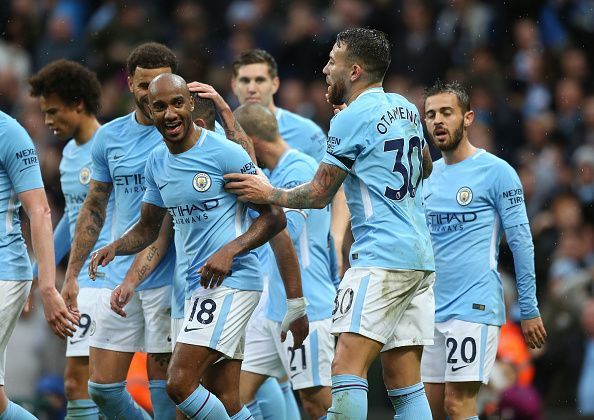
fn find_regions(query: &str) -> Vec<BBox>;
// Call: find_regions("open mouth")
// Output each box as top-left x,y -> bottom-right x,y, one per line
165,120 -> 182,137
433,128 -> 448,141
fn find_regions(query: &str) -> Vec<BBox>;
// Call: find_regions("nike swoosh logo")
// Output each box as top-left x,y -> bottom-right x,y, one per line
290,372 -> 302,379
184,326 -> 204,333
158,183 -> 169,190
69,338 -> 84,345
425,193 -> 433,200
451,365 -> 469,372
112,154 -> 124,160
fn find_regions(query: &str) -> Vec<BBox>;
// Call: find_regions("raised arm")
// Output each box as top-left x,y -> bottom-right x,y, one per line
224,163 -> 347,209
188,81 -> 257,163
20,188 -> 78,338
89,202 -> 167,278
199,203 -> 286,288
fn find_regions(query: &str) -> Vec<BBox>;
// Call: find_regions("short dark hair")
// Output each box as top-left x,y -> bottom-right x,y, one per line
425,80 -> 470,113
126,42 -> 178,76
335,28 -> 391,82
29,59 -> 101,115
232,49 -> 278,79
192,95 -> 216,131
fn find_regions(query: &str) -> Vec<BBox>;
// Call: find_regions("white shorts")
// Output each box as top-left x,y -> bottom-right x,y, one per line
66,287 -> 99,357
177,286 -> 260,360
0,280 -> 31,386
90,286 -> 172,353
421,319 -> 500,384
171,315 -> 185,351
243,318 -> 333,390
331,268 -> 435,351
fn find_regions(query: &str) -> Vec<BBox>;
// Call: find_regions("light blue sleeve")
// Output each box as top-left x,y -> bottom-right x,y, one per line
90,127 -> 112,183
493,162 -> 530,229
278,163 -> 311,242
32,213 -> 71,277
142,156 -> 165,208
223,142 -> 257,175
2,120 -> 44,193
321,110 -> 366,173
285,209 -> 307,243
505,223 -> 540,320
309,124 -> 327,162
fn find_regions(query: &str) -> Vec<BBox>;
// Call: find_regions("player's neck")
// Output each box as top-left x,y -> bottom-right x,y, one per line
166,125 -> 201,155
262,141 -> 288,171
268,102 -> 278,115
346,81 -> 382,105
73,117 -> 100,146
134,109 -> 153,126
443,137 -> 477,165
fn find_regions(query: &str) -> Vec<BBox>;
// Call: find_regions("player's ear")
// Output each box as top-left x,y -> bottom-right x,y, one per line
463,110 -> 474,127
75,100 -> 85,114
271,76 -> 280,95
189,94 -> 195,112
127,76 -> 134,94
194,118 -> 206,128
350,63 -> 363,82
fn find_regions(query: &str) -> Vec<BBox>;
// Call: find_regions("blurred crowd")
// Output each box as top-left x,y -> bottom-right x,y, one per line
2,0 -> 594,418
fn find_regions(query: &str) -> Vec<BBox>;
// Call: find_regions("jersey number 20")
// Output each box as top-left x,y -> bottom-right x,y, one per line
383,136 -> 423,200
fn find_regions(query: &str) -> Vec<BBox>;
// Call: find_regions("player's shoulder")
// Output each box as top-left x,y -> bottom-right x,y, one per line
146,142 -> 168,164
278,108 -> 324,134
95,113 -> 134,138
284,149 -> 318,174
474,149 -> 516,173
62,139 -> 78,154
0,111 -> 27,137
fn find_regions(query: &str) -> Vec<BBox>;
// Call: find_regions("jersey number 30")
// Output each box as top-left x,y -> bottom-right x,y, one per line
383,136 -> 423,200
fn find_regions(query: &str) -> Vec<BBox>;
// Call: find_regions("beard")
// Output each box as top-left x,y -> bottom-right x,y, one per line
135,96 -> 153,122
435,122 -> 464,152
327,77 -> 347,105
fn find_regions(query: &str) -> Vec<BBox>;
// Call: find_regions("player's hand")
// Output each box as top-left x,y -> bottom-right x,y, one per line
89,244 -> 116,280
187,81 -> 228,112
61,278 -> 80,313
110,282 -> 135,317
223,172 -> 274,204
198,244 -> 237,289
280,297 -> 309,348
40,286 -> 79,339
521,317 -> 547,349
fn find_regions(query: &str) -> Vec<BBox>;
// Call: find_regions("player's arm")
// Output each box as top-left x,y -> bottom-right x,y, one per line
20,188 -> 78,338
199,203 -> 286,288
89,202 -> 167,277
110,213 -> 174,317
422,145 -> 433,179
269,229 -> 309,348
188,81 -> 256,163
33,213 -> 71,278
224,162 -> 347,209
62,179 -> 112,312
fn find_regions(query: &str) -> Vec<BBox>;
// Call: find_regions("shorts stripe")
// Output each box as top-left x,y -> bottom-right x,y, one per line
479,324 -> 488,381
209,294 -> 234,349
350,275 -> 370,333
310,330 -> 320,386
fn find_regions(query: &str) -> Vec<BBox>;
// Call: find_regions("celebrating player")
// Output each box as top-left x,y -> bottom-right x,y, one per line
225,28 -> 435,419
421,80 -> 546,420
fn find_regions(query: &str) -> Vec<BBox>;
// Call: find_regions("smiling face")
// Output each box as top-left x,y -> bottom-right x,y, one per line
322,42 -> 350,105
232,63 -> 279,108
38,93 -> 83,141
424,92 -> 473,152
128,66 -> 173,122
148,74 -> 194,145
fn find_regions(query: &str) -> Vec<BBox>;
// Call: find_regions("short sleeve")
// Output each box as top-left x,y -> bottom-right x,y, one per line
309,125 -> 327,162
322,109 -> 366,173
223,142 -> 257,175
1,119 -> 44,193
142,155 -> 165,208
91,126 -> 112,183
492,161 -> 529,229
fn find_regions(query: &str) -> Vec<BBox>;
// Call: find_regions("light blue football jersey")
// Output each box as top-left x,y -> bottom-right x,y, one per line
91,112 -> 175,291
143,129 -> 262,295
276,108 -> 327,162
60,136 -> 115,287
265,149 -> 336,322
424,149 -> 539,326
171,226 -> 187,319
322,88 -> 434,271
0,111 -> 44,280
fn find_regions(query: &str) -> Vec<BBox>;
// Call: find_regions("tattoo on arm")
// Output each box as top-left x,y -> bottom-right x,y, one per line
270,163 -> 347,209
67,181 -> 112,278
221,115 -> 257,164
114,203 -> 166,255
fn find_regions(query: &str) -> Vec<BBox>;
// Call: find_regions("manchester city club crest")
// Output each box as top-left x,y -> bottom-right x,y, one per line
456,187 -> 473,206
79,167 -> 91,185
193,172 -> 211,192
